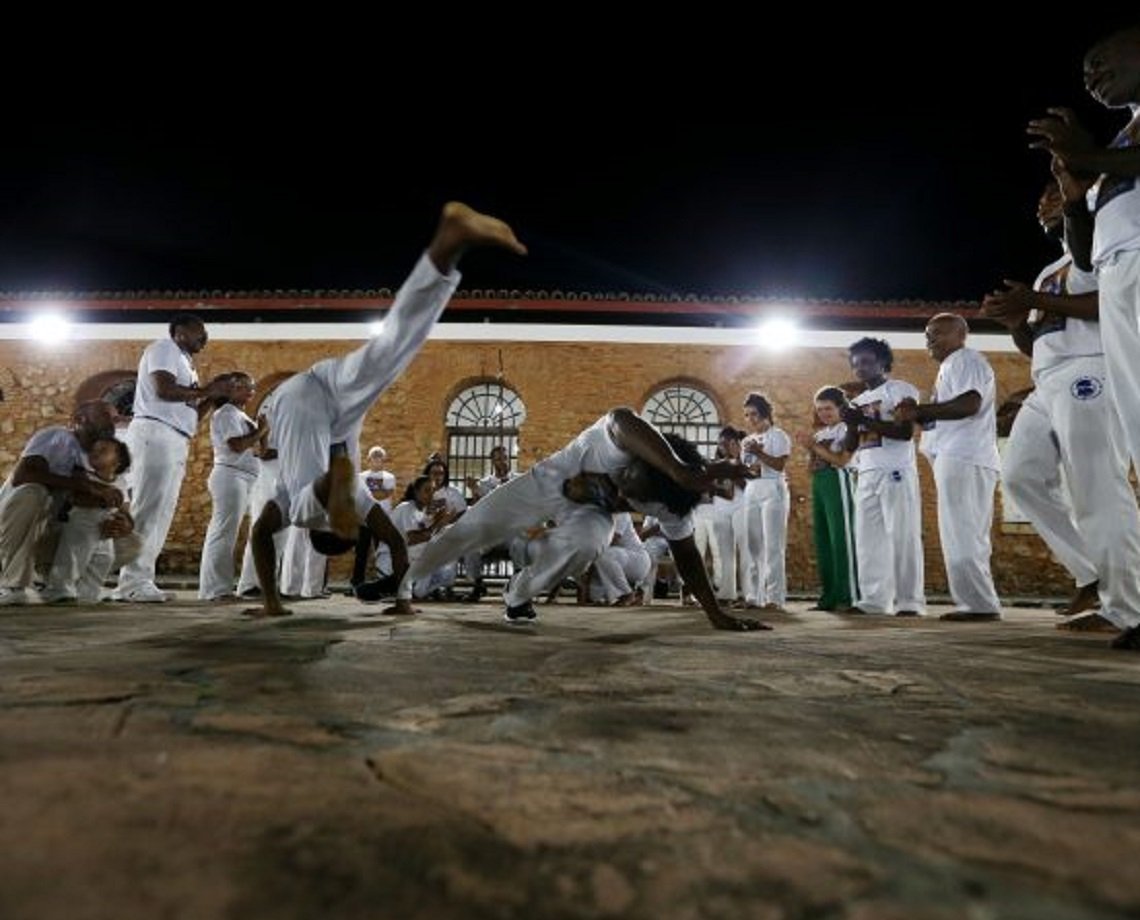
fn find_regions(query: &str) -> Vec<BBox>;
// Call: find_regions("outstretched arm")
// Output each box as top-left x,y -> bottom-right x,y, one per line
607,408 -> 709,490
896,391 -> 982,424
244,500 -> 290,618
668,535 -> 770,632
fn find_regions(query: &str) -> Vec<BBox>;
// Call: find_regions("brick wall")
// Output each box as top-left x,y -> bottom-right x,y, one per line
0,336 -> 1067,596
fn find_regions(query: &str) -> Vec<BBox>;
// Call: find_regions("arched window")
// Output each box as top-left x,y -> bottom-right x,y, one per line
75,370 -> 138,418
642,383 -> 722,459
444,381 -> 527,490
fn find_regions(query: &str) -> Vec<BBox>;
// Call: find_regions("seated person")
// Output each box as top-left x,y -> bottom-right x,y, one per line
588,511 -> 652,605
42,438 -> 139,604
389,476 -> 457,600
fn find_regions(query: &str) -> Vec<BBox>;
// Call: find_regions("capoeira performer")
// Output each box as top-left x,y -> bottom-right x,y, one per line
896,314 -> 1003,621
842,337 -> 926,616
393,408 -> 767,631
983,180 -> 1140,634
243,202 -> 527,618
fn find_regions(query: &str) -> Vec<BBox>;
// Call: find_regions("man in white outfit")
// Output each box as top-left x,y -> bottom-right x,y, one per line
0,401 -> 125,604
897,314 -> 1002,621
113,314 -> 232,602
1027,25 -> 1140,649
588,511 -> 652,604
395,408 -> 767,631
244,202 -> 527,618
842,338 -> 926,617
983,181 -> 1140,633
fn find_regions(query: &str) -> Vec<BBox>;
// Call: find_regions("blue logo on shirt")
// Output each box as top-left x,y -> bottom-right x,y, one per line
1071,376 -> 1103,401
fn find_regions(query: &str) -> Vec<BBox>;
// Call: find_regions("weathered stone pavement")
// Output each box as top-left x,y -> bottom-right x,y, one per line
0,595 -> 1136,919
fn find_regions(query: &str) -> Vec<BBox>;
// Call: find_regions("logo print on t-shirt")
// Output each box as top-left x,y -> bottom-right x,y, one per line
1031,263 -> 1069,338
856,401 -> 884,450
1071,376 -> 1104,401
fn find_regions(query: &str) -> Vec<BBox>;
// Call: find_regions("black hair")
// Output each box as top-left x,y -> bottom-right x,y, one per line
112,439 -> 132,475
422,458 -> 450,482
848,337 -> 894,372
213,371 -> 252,408
630,432 -> 705,517
168,312 -> 205,338
717,425 -> 743,441
813,386 -> 849,410
489,444 -> 508,458
309,530 -> 358,556
743,392 -> 773,420
402,474 -> 433,506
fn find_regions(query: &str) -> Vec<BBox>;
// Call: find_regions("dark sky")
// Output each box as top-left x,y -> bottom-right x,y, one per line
1,19 -> 1133,304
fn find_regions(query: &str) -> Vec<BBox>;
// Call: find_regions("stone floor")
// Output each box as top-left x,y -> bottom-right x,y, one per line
0,594 -> 1137,920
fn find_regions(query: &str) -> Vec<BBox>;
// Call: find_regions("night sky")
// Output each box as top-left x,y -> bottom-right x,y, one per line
1,19 -> 1134,305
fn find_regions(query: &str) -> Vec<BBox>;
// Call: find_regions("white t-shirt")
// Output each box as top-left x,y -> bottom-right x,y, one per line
850,379 -> 920,471
741,427 -> 791,480
360,469 -> 397,511
612,512 -> 646,551
477,471 -> 517,498
131,337 -> 199,437
1091,110 -> 1140,267
432,484 -> 467,516
20,427 -> 89,479
536,415 -> 694,541
210,404 -> 259,478
1029,253 -> 1102,379
274,478 -> 376,531
389,500 -> 431,562
919,347 -> 1001,471
812,422 -> 851,474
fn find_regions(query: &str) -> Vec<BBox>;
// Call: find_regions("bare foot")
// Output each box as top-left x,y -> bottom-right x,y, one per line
242,605 -> 293,618
428,202 -> 527,272
1057,611 -> 1119,633
1059,581 -> 1100,617
381,600 -> 417,616
327,455 -> 358,540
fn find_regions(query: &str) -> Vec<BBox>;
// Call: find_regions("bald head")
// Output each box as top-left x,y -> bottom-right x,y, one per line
925,313 -> 968,362
72,399 -> 117,448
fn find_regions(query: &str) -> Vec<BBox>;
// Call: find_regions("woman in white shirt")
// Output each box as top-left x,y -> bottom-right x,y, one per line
711,426 -> 747,604
797,387 -> 857,611
740,392 -> 791,610
390,475 -> 457,600
199,373 -> 266,600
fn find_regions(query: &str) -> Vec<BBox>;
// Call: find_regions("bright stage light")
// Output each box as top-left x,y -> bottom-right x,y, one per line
27,313 -> 72,343
756,317 -> 799,350
368,320 -> 385,337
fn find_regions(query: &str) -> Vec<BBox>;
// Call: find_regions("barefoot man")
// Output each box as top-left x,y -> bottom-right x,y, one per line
244,202 -> 527,618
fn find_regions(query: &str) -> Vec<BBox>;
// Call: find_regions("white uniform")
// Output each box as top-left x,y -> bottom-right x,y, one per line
1003,254 -> 1140,630
740,427 -> 791,606
398,415 -> 693,606
114,337 -> 199,600
0,428 -> 89,591
237,390 -> 287,595
639,514 -> 674,601
589,512 -> 652,603
711,477 -> 746,602
851,379 -> 926,615
270,253 -> 459,535
464,471 -> 523,585
1089,111 -> 1140,478
691,497 -> 719,594
390,499 -> 457,599
198,403 -> 259,599
920,346 -> 1002,614
279,526 -> 328,599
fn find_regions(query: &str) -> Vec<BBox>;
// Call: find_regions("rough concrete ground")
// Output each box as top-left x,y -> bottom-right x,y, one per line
0,595 -> 1136,920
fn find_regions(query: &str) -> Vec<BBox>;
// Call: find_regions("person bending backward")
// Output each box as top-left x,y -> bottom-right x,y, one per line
113,314 -> 234,603
983,181 -> 1140,635
895,315 -> 1003,621
796,387 -> 857,612
0,400 -> 123,604
393,408 -> 767,631
842,337 -> 926,616
1027,25 -> 1140,648
739,393 -> 791,610
244,202 -> 527,618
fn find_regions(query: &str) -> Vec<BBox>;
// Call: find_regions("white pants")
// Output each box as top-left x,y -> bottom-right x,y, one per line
741,478 -> 789,606
711,503 -> 745,601
854,466 -> 926,614
399,470 -> 610,605
407,543 -> 457,599
590,544 -> 653,603
1002,385 -> 1098,587
279,527 -> 327,598
1007,357 -> 1140,629
273,254 -> 458,526
199,466 -> 256,599
0,482 -> 53,588
692,503 -> 719,589
931,455 -> 1001,614
45,507 -> 144,602
116,419 -> 190,595
641,534 -> 672,603
237,458 -> 287,595
1099,248 -> 1140,474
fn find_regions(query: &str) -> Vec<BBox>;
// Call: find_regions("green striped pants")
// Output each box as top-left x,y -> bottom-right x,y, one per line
811,466 -> 858,610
